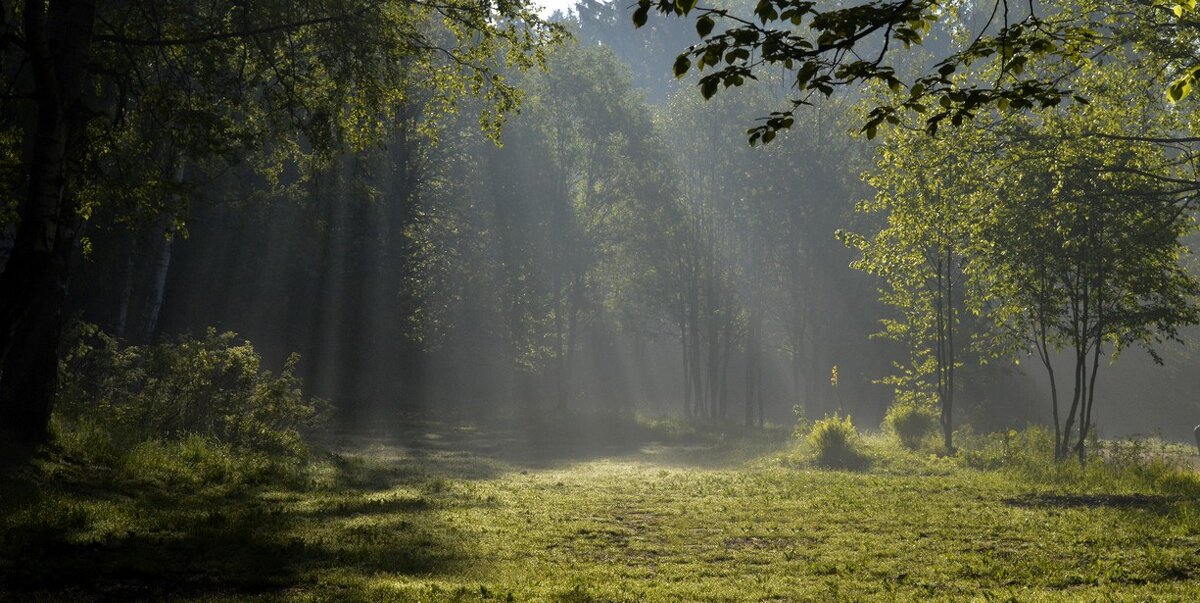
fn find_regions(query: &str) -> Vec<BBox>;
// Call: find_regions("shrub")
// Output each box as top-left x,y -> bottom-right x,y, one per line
884,402 -> 938,449
791,404 -> 811,440
57,322 -> 329,456
808,413 -> 867,469
956,426 -> 1055,472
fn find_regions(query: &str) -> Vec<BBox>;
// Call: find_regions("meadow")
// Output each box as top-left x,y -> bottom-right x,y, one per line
2,417 -> 1199,602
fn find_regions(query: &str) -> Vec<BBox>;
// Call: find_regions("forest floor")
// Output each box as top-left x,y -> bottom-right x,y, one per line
3,416 -> 1200,602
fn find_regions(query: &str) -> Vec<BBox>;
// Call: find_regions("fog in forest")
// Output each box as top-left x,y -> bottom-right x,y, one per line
11,1 -> 1200,600
9,1 -> 1189,447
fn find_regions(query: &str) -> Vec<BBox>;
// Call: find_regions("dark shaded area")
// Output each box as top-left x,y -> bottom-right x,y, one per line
0,452 -> 476,601
0,415 -> 788,601
1003,493 -> 1185,512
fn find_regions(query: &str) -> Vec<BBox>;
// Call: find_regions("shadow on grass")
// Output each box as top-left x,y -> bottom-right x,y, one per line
1,413 -> 788,600
1002,493 -> 1185,512
0,452 -> 476,601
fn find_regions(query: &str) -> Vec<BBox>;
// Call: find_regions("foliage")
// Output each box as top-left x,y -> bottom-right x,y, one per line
974,101 -> 1200,460
846,123 -> 992,451
790,404 -> 811,440
56,322 -> 328,456
884,401 -> 938,450
0,0 -> 567,444
850,52 -> 1200,461
806,413 -> 867,469
640,0 -> 1112,142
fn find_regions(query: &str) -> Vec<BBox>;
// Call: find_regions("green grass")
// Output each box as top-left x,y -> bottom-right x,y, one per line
3,417 -> 1200,602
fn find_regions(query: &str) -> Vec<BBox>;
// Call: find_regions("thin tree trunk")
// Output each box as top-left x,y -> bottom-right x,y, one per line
944,248 -> 955,452
115,250 -> 135,339
138,160 -> 186,341
744,309 -> 757,428
680,319 -> 691,418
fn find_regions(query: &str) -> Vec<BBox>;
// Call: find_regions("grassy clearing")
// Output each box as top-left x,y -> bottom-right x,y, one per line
3,417 -> 1200,602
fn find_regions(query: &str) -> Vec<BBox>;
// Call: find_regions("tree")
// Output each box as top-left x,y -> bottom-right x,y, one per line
520,39 -> 660,411
0,0 -> 561,444
847,124 -> 993,451
849,61 -> 1200,461
978,117 -> 1200,462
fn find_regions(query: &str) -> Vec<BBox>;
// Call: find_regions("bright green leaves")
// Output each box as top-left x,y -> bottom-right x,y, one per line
1168,66 -> 1200,103
675,0 -> 698,15
1168,75 -> 1192,103
1160,0 -> 1198,17
1154,0 -> 1200,102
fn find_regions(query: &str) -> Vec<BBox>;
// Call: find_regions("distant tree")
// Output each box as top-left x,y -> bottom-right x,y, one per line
521,40 -> 661,410
390,36 -> 675,414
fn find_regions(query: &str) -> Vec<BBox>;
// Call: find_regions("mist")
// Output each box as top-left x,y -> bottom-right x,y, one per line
5,1 -> 1200,600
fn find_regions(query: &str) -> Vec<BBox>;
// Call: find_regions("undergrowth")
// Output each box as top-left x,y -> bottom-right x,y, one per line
56,322 -> 329,457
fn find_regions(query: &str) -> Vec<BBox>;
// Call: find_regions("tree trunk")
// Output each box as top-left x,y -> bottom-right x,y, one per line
137,161 -> 186,342
0,0 -> 97,444
114,250 -> 135,339
680,319 -> 691,418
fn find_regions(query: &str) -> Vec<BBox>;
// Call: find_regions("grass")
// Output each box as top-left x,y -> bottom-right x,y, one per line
3,416 -> 1200,602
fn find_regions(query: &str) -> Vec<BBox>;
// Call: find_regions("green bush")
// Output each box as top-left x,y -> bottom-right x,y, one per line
807,413 -> 867,469
791,404 -> 811,440
884,402 -> 938,449
57,322 -> 329,456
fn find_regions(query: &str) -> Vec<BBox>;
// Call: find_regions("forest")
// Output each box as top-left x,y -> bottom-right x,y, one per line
3,0 -> 1200,601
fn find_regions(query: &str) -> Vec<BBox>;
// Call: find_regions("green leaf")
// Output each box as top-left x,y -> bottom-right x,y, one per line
1168,79 -> 1188,103
674,55 -> 692,78
632,5 -> 649,27
696,16 -> 715,37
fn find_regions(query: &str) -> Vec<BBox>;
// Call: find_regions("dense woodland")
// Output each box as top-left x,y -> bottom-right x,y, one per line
8,1 -> 1200,600
0,0 -> 1199,453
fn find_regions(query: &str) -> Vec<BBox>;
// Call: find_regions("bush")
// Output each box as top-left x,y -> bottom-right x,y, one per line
791,404 -> 811,440
57,322 -> 329,456
808,413 -> 867,469
956,426 -> 1055,471
884,402 -> 938,449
